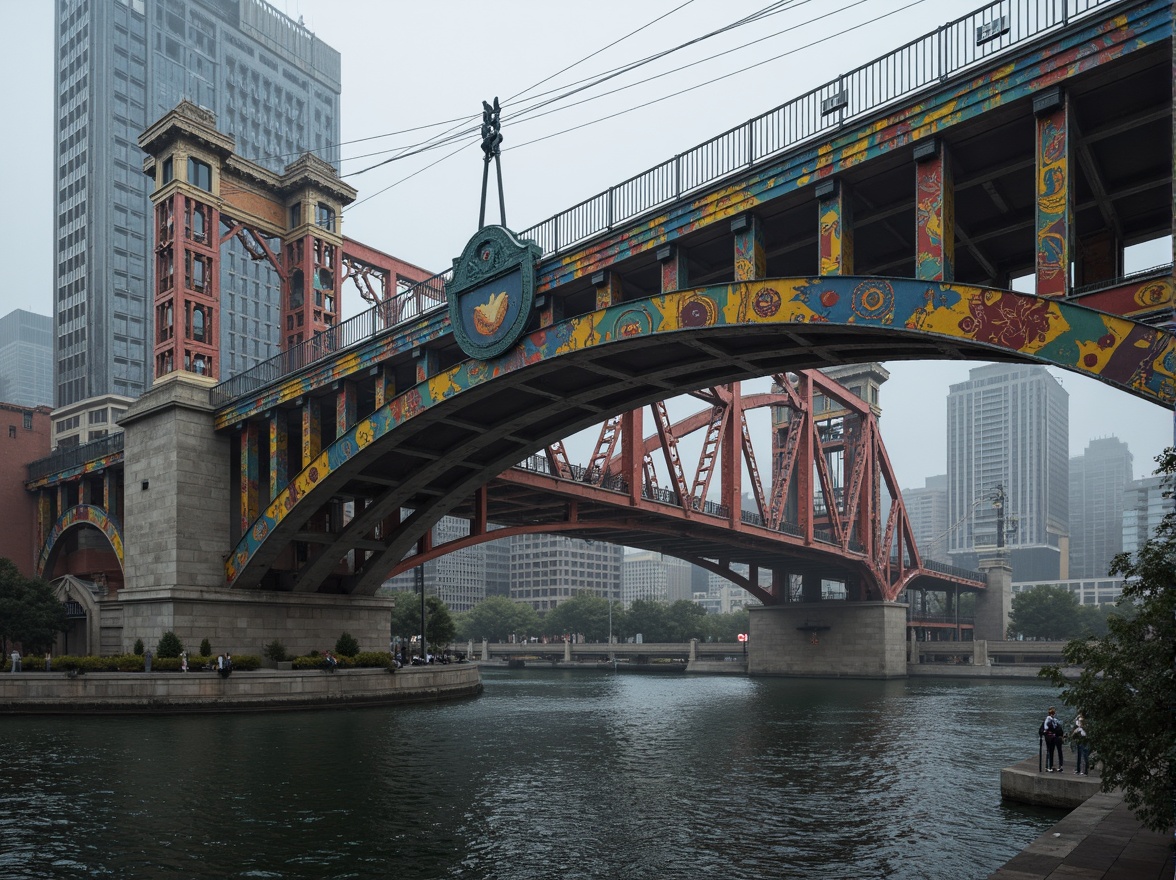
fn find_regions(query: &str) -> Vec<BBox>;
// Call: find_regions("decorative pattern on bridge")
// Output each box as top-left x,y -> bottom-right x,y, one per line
224,276 -> 1173,595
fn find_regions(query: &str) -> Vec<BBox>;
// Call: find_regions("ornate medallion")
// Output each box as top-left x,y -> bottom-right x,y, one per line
447,225 -> 542,360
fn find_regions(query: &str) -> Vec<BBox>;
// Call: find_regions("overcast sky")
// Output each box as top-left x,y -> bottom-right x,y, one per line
1,0 -> 1172,489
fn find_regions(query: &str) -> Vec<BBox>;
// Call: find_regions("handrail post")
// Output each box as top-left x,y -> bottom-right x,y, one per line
938,23 -> 947,81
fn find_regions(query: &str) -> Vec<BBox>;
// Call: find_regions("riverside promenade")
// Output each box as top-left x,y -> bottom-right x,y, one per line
0,663 -> 482,713
992,757 -> 1173,879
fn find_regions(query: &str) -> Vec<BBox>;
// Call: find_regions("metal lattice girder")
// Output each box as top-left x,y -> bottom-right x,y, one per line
585,415 -> 622,484
741,413 -> 768,523
650,400 -> 692,513
544,441 -> 574,480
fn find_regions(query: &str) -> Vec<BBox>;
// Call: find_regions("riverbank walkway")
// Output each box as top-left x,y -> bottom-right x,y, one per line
989,788 -> 1173,879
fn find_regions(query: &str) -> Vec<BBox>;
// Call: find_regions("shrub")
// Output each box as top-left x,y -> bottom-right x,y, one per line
229,654 -> 261,671
199,638 -> 212,656
335,632 -> 360,657
354,651 -> 396,669
133,638 -> 144,656
156,631 -> 184,658
262,639 -> 288,662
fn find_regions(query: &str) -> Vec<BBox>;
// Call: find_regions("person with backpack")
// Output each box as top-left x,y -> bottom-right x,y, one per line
1041,706 -> 1065,772
1071,714 -> 1090,776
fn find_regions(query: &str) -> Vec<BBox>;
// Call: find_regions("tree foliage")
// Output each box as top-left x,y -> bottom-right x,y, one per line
1042,448 -> 1176,832
335,632 -> 360,657
388,591 -> 456,651
455,595 -> 540,642
542,594 -> 618,642
1009,584 -> 1105,640
700,609 -> 750,643
156,631 -> 184,658
0,559 -> 66,653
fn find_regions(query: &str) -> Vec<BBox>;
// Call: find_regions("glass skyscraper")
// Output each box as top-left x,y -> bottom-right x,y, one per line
1068,436 -> 1133,579
946,363 -> 1069,580
0,310 -> 54,408
53,0 -> 341,406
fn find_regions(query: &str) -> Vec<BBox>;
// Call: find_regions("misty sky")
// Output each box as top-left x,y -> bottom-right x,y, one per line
1,0 -> 1171,488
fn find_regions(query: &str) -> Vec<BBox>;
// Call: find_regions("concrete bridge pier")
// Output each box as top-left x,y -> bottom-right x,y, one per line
747,601 -> 909,678
115,373 -> 393,657
974,554 -> 1013,642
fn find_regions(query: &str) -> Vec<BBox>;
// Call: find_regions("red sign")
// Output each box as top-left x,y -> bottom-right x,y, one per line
737,633 -> 748,642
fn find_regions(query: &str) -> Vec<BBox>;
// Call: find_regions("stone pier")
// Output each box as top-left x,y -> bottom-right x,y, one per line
747,601 -> 908,678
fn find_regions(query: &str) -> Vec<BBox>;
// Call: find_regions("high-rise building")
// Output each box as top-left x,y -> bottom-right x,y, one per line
53,0 -> 341,406
1122,474 -> 1172,556
1068,437 -> 1133,578
946,363 -> 1069,580
904,474 -> 949,563
0,311 -> 53,408
622,550 -> 693,607
510,534 -> 623,615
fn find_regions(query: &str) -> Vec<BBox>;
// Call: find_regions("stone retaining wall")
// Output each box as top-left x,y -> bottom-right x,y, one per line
0,664 -> 482,714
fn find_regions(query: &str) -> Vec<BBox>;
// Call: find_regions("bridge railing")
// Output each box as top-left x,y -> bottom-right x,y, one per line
214,0 -> 1116,405
519,0 -> 1114,255
903,557 -> 987,582
211,268 -> 451,405
27,433 -> 126,482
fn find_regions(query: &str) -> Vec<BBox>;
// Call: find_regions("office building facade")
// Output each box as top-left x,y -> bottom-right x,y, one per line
0,310 -> 53,409
1122,474 -> 1172,556
510,534 -> 623,615
904,474 -> 949,563
946,363 -> 1069,580
54,0 -> 341,406
1068,437 -> 1133,578
622,550 -> 694,607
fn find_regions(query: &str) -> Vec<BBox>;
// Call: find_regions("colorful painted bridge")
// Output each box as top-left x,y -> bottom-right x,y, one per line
28,0 -> 1176,615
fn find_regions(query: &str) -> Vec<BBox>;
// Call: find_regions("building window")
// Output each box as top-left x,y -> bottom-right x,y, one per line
315,202 -> 335,232
22,412 -> 32,430
289,203 -> 301,228
188,157 -> 212,191
7,426 -> 14,439
161,156 -> 173,184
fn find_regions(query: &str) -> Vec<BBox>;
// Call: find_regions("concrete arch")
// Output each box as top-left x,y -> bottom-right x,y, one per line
38,504 -> 125,581
226,277 -> 1174,593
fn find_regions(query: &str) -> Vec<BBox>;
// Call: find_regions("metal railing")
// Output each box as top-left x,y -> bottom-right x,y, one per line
920,557 -> 987,581
211,268 -> 451,405
213,0 -> 1117,406
1070,262 -> 1173,297
519,0 -> 1116,255
27,433 -> 126,482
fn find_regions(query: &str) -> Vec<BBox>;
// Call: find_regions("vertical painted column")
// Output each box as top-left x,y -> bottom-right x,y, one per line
240,420 -> 260,534
373,366 -> 396,409
732,215 -> 765,281
1034,86 -> 1071,297
103,469 -> 116,518
816,180 -> 853,275
302,398 -> 321,466
37,493 -> 52,553
414,349 -> 439,384
592,271 -> 622,310
657,245 -> 688,293
269,410 -> 288,501
914,139 -> 955,281
335,381 -> 356,437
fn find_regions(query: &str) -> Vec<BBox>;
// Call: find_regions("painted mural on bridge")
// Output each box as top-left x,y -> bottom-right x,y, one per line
38,504 -> 124,579
225,276 -> 1175,585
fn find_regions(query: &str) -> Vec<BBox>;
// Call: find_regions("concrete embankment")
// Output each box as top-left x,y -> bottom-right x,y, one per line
0,664 -> 482,714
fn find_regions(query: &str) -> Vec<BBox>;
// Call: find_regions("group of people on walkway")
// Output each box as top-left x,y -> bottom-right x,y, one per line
1041,706 -> 1090,775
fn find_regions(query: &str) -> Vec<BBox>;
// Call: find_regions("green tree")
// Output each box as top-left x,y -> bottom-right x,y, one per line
425,596 -> 456,651
389,591 -> 455,653
664,600 -> 707,641
701,609 -> 750,642
543,593 -> 615,642
0,559 -> 67,653
457,595 -> 540,642
335,632 -> 360,656
1008,584 -> 1085,639
623,599 -> 669,641
156,631 -> 184,658
1042,448 -> 1176,832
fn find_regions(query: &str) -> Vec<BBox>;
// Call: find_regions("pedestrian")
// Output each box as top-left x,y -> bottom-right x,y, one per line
1041,706 -> 1064,772
1071,714 -> 1090,776
180,651 -> 188,673
44,651 -> 51,672
10,649 -> 21,673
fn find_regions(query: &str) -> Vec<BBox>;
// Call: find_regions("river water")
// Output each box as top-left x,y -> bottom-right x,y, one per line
0,670 -> 1065,879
